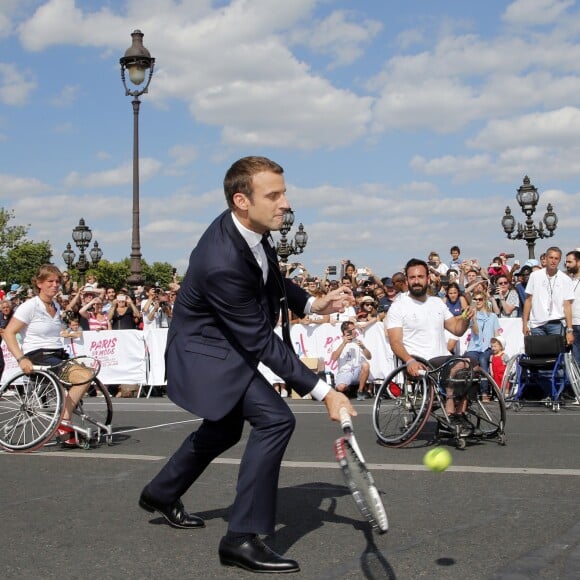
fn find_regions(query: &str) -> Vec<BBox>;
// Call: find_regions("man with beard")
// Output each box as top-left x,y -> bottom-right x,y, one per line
386,258 -> 474,432
565,250 -> 580,364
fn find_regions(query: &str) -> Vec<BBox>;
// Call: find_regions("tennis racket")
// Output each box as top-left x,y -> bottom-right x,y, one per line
37,356 -> 101,386
334,407 -> 388,534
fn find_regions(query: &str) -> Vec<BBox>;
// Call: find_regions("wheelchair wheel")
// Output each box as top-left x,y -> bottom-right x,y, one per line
501,355 -> 520,401
70,379 -> 113,446
373,365 -> 434,447
465,370 -> 507,441
564,353 -> 580,402
0,371 -> 65,452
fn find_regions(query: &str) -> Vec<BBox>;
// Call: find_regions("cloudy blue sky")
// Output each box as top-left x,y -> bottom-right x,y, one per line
1,0 -> 579,278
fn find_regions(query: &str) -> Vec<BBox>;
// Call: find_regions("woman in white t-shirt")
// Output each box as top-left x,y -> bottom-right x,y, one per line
3,264 -> 94,445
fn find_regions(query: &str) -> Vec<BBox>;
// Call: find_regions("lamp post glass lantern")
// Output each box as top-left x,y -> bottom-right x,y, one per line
61,218 -> 102,286
120,29 -> 155,288
275,209 -> 308,266
501,176 -> 558,260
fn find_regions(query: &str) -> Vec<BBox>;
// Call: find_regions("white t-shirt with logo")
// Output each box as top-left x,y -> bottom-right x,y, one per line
386,293 -> 452,359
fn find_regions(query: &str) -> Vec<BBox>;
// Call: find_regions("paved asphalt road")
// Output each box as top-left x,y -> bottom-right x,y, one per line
1,397 -> 579,580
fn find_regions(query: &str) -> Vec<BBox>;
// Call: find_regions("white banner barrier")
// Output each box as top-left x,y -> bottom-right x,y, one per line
144,329 -> 168,386
1,330 -> 147,386
1,319 -> 525,388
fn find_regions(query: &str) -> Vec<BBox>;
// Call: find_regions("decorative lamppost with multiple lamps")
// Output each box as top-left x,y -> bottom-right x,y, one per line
275,209 -> 308,266
62,218 -> 103,286
120,29 -> 155,288
501,175 -> 558,260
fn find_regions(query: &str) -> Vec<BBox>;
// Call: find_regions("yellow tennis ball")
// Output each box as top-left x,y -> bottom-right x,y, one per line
423,447 -> 452,472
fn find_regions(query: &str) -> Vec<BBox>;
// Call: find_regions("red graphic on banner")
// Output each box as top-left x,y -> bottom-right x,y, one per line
89,338 -> 119,367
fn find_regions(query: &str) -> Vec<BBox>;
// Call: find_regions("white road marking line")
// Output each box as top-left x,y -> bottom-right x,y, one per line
7,452 -> 580,476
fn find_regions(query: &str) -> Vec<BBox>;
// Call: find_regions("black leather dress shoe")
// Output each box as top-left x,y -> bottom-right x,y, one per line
218,536 -> 299,573
139,488 -> 205,529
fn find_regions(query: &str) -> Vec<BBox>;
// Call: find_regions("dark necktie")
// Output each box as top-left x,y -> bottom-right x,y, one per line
261,234 -> 294,351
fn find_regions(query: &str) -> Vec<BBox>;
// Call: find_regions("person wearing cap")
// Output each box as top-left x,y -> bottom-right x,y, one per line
522,246 -> 575,344
491,274 -> 519,318
356,295 -> 378,329
514,265 -> 532,317
108,292 -> 141,330
427,252 -> 449,276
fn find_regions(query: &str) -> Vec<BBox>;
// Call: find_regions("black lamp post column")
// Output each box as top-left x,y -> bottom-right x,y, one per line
120,30 -> 155,288
501,176 -> 558,260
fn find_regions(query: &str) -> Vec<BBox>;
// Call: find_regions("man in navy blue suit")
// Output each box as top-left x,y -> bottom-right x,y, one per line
139,156 -> 355,573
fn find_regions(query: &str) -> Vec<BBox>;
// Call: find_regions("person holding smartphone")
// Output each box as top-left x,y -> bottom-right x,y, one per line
331,321 -> 373,400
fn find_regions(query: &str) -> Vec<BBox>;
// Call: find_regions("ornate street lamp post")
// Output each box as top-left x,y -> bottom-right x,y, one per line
62,218 -> 103,286
501,176 -> 558,260
275,209 -> 308,266
120,29 -> 155,288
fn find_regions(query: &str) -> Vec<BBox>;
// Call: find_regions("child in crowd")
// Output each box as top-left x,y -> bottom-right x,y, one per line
490,336 -> 508,391
60,316 -> 83,340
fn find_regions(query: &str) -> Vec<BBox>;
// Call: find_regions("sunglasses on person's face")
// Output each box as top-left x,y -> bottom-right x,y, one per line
474,297 -> 484,302
497,281 -> 508,285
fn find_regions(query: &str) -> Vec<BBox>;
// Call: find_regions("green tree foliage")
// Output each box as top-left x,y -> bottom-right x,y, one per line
0,209 -> 52,288
143,261 -> 176,288
1,207 -> 178,292
86,259 -> 131,292
0,208 -> 28,257
2,241 -> 53,287
84,259 -> 177,292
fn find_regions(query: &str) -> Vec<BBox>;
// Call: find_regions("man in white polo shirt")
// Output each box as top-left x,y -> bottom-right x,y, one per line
522,246 -> 575,343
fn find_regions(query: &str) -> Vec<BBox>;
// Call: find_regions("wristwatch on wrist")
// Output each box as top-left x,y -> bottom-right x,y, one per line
566,327 -> 574,334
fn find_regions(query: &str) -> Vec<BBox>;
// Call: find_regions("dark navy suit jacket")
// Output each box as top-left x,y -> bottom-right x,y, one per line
165,210 -> 318,421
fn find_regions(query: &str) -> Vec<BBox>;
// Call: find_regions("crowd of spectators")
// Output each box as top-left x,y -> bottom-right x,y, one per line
0,271 -> 181,336
1,244 -> 579,400
282,250 -> 542,333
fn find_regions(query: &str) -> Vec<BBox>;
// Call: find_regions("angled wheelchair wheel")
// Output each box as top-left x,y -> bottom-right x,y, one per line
564,352 -> 580,402
0,371 -> 65,452
465,370 -> 507,442
373,365 -> 434,447
70,379 -> 113,446
501,355 -> 520,402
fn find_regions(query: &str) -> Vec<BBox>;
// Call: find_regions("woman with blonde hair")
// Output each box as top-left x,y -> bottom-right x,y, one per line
3,264 -> 94,444
463,291 -> 500,401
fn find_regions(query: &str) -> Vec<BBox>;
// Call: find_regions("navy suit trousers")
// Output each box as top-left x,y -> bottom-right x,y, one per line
147,373 -> 296,535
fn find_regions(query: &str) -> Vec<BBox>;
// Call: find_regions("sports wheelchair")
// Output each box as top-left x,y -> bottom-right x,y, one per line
372,356 -> 507,450
0,356 -> 113,452
502,335 -> 580,412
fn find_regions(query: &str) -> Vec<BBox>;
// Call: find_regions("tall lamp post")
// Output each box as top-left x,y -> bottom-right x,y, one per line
275,209 -> 308,266
501,175 -> 558,260
120,29 -> 155,288
62,218 -> 103,286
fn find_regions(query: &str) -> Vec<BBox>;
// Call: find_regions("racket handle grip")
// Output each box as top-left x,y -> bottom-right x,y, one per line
339,407 -> 353,431
417,369 -> 426,376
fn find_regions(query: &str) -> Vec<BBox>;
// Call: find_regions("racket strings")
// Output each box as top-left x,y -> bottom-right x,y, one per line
338,438 -> 388,533
53,357 -> 99,386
